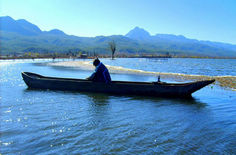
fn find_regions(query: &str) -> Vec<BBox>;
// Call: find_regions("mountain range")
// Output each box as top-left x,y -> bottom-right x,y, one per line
1,16 -> 236,57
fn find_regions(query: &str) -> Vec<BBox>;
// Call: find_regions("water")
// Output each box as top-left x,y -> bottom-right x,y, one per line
102,58 -> 236,76
0,58 -> 236,154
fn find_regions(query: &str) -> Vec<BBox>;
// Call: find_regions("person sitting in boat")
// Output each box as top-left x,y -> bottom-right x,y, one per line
87,58 -> 111,83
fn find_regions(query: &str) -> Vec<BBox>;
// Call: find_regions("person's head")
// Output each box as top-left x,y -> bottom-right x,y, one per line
93,58 -> 100,66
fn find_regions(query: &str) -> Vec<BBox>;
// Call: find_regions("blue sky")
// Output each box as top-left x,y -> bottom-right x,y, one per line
1,0 -> 236,44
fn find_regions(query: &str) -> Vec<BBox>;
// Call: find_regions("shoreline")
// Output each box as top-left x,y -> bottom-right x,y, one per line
1,56 -> 236,60
48,61 -> 236,91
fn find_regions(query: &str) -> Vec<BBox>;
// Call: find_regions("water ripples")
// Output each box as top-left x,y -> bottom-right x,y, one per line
1,59 -> 236,154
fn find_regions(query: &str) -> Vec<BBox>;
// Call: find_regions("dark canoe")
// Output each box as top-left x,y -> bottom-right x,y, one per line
21,72 -> 215,98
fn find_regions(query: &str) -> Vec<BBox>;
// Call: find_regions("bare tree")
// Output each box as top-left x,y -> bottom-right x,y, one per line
109,40 -> 116,59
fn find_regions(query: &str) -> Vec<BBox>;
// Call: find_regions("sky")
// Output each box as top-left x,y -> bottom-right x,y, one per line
1,0 -> 236,44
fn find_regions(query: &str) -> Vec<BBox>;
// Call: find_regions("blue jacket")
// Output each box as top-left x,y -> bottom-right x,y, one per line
89,63 -> 111,83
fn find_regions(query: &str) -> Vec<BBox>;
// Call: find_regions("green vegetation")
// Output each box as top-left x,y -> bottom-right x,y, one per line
1,16 -> 236,58
1,31 -> 236,58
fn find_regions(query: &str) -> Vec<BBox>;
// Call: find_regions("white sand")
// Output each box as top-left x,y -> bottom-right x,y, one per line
48,61 -> 94,70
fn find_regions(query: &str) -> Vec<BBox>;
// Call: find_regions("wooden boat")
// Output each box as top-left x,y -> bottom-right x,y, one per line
21,72 -> 215,98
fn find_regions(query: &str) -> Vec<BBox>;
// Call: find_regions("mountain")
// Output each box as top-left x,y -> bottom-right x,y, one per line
200,40 -> 236,52
154,34 -> 192,42
0,16 -> 42,35
125,27 -> 151,40
124,27 -> 236,57
45,29 -> 66,35
16,19 -> 42,35
125,28 -> 192,43
0,16 -> 66,36
0,16 -> 236,57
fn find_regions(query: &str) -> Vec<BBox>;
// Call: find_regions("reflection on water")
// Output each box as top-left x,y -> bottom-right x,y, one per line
84,92 -> 111,105
1,59 -> 236,154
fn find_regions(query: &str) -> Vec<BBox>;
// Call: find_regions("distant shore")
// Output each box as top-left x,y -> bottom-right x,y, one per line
1,55 -> 236,60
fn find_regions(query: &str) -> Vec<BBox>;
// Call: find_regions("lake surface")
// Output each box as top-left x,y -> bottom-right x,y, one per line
0,58 -> 236,154
102,58 -> 236,76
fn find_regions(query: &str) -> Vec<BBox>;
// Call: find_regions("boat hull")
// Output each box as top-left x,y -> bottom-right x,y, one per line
21,72 -> 215,98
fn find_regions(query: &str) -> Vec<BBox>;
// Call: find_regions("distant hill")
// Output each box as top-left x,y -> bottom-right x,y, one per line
1,16 -> 236,57
0,16 -> 42,36
46,29 -> 66,36
125,27 -> 151,40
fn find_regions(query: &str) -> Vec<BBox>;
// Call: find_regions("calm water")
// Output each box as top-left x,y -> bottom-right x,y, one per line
0,58 -> 236,154
102,58 -> 236,76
